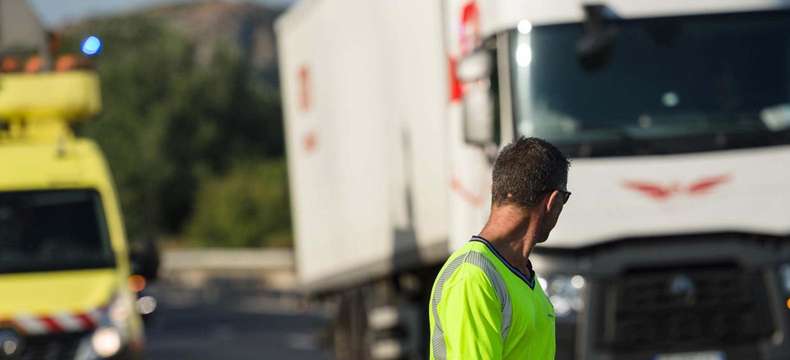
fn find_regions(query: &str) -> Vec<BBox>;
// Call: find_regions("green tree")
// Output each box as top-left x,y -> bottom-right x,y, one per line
187,161 -> 292,248
63,14 -> 289,246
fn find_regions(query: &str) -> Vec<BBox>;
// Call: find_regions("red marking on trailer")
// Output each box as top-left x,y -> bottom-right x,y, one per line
303,131 -> 317,153
451,176 -> 484,207
298,65 -> 311,112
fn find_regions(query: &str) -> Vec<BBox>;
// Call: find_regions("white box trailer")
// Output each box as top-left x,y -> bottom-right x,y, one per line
278,1 -> 790,359
276,0 -> 450,293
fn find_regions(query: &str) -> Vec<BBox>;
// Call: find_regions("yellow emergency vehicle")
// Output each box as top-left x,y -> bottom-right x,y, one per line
0,70 -> 145,359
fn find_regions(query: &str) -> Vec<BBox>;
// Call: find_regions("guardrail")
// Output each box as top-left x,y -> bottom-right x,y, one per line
160,248 -> 296,290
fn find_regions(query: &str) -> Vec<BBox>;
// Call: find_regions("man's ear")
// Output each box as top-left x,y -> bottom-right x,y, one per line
545,190 -> 561,213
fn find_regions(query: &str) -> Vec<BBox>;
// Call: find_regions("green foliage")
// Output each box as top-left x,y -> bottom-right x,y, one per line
62,15 -> 288,246
187,161 -> 292,248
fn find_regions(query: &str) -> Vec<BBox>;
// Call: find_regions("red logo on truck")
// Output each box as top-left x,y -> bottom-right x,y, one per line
623,174 -> 731,200
449,1 -> 480,103
459,1 -> 480,56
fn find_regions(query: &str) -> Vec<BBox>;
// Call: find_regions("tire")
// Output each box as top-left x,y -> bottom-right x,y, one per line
333,289 -> 370,360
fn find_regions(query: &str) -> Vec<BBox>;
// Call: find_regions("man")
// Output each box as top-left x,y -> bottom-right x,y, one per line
429,137 -> 570,360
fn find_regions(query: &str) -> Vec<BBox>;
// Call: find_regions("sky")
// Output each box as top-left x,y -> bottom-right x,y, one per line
29,0 -> 295,27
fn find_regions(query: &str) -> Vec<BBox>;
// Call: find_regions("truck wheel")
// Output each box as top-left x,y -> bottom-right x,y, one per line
367,274 -> 434,360
333,289 -> 370,360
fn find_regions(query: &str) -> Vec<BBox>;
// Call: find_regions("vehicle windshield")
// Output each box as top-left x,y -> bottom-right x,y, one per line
0,189 -> 115,273
512,10 -> 790,157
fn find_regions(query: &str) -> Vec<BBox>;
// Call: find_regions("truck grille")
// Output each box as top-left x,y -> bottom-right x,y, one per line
18,332 -> 85,360
599,262 -> 773,352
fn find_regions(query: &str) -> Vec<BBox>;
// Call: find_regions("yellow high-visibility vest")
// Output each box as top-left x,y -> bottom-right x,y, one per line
429,236 -> 556,360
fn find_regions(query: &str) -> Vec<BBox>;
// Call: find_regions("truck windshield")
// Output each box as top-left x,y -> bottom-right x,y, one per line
0,190 -> 115,273
512,10 -> 790,157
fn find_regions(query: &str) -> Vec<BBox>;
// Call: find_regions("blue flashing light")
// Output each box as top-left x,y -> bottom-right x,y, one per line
81,36 -> 102,56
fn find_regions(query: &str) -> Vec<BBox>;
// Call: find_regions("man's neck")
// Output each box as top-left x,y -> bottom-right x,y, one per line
478,206 -> 539,274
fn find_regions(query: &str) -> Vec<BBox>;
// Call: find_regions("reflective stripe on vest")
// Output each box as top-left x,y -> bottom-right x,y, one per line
431,251 -> 512,360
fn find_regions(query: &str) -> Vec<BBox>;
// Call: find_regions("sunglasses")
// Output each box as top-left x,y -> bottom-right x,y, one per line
547,189 -> 571,204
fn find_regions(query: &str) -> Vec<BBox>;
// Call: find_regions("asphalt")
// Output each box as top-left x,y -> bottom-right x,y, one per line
143,278 -> 332,360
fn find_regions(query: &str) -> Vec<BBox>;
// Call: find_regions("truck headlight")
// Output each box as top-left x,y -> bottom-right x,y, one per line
539,274 -> 586,318
91,327 -> 121,358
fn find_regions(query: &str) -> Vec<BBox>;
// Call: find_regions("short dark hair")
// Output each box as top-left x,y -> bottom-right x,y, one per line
491,137 -> 570,208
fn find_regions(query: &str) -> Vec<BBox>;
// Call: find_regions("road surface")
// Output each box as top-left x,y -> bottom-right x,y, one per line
143,277 -> 332,360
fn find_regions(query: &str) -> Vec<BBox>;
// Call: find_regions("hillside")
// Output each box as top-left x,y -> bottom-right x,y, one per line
61,1 -> 283,85
147,1 -> 282,84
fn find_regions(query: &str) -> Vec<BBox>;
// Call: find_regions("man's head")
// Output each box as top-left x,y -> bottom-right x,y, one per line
491,137 -> 570,243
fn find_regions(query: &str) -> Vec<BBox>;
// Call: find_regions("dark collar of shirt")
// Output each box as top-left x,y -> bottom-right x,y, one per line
470,235 -> 536,289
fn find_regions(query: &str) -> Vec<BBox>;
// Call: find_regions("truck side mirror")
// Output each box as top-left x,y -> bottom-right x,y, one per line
458,51 -> 495,146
